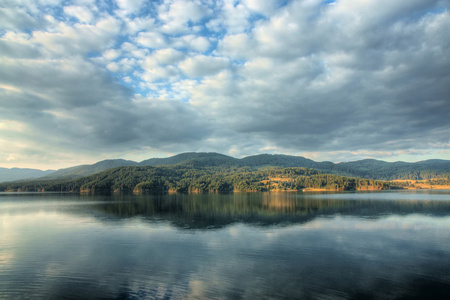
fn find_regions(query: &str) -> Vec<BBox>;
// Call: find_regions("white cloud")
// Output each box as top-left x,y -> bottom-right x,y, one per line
130,48 -> 149,59
172,35 -> 211,52
188,36 -> 211,52
103,49 -> 121,61
152,48 -> 185,64
74,0 -> 96,5
219,0 -> 251,34
205,18 -> 222,32
36,0 -> 63,5
242,0 -> 278,17
0,6 -> 44,31
252,4 -> 319,59
135,31 -> 167,49
120,42 -> 138,52
158,0 -> 211,34
106,58 -> 135,73
106,61 -> 120,72
118,42 -> 149,59
216,33 -> 254,59
178,55 -> 230,77
30,17 -> 121,56
140,56 -> 180,82
122,16 -> 155,34
115,0 -> 146,16
63,5 -> 94,23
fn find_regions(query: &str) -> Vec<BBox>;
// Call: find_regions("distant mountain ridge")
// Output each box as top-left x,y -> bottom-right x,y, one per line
1,152 -> 450,183
42,159 -> 139,179
0,167 -> 55,183
139,152 -> 237,167
38,153 -> 450,181
335,158 -> 450,180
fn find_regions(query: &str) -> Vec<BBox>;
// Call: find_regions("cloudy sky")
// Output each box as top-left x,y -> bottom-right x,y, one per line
1,0 -> 449,169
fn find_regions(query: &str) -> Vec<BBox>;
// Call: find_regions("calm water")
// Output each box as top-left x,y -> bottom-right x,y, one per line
1,190 -> 450,299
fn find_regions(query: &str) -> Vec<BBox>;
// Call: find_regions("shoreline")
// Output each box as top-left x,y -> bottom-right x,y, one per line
3,186 -> 450,194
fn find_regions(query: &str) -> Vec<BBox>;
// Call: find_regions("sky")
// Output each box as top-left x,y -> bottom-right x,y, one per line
0,0 -> 449,170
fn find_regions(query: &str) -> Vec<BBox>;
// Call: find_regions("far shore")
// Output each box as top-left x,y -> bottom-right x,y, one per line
389,179 -> 450,190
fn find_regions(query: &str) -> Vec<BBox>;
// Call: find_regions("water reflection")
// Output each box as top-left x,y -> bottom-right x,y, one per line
81,191 -> 450,229
1,191 -> 450,299
2,191 -> 450,229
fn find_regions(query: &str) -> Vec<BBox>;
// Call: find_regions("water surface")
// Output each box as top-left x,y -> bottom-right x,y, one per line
1,190 -> 450,299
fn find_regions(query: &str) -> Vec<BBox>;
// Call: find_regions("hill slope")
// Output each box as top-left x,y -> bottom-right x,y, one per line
0,168 -> 55,183
334,159 -> 450,180
42,159 -> 138,179
0,165 -> 394,193
8,152 -> 450,182
140,152 -> 238,167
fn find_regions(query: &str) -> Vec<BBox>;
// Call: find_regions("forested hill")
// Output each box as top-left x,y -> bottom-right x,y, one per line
0,165 -> 395,193
3,152 -> 450,183
39,153 -> 235,180
335,159 -> 450,180
139,152 -> 237,167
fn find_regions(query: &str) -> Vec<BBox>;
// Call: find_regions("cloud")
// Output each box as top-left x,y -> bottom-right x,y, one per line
115,0 -> 147,16
242,0 -> 279,17
0,57 -> 209,168
63,5 -> 94,23
158,0 -> 212,34
216,33 -> 254,59
152,48 -> 185,64
135,31 -> 167,49
187,0 -> 450,157
0,0 -> 449,168
122,16 -> 155,34
173,35 -> 211,52
0,7 -> 39,31
0,32 -> 41,59
102,48 -> 121,61
29,17 -> 121,56
178,55 -> 230,77
216,0 -> 251,34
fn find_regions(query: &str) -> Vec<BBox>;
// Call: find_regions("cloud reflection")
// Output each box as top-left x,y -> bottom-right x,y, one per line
1,192 -> 450,299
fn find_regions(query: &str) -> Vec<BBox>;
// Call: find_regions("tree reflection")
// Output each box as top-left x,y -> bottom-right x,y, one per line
87,192 -> 450,229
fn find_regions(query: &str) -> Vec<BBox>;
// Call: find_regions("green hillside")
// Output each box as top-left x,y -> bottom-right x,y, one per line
334,159 -> 450,180
140,152 -> 238,167
3,152 -> 449,184
0,165 -> 397,194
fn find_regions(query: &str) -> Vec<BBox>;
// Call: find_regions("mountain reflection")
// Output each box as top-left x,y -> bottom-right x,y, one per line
1,191 -> 450,299
85,192 -> 450,229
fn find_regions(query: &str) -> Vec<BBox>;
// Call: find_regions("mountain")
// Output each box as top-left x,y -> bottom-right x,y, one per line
142,153 -> 336,170
240,154 -> 317,168
334,159 -> 450,180
41,153 -> 237,180
0,164 -> 394,193
0,168 -> 55,183
140,152 -> 238,167
5,152 -> 449,182
42,159 -> 138,179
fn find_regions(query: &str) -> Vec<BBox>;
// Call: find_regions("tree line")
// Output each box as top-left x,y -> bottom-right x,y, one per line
0,165 -> 404,193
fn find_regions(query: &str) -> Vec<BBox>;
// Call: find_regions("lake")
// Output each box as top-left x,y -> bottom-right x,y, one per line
1,190 -> 450,299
